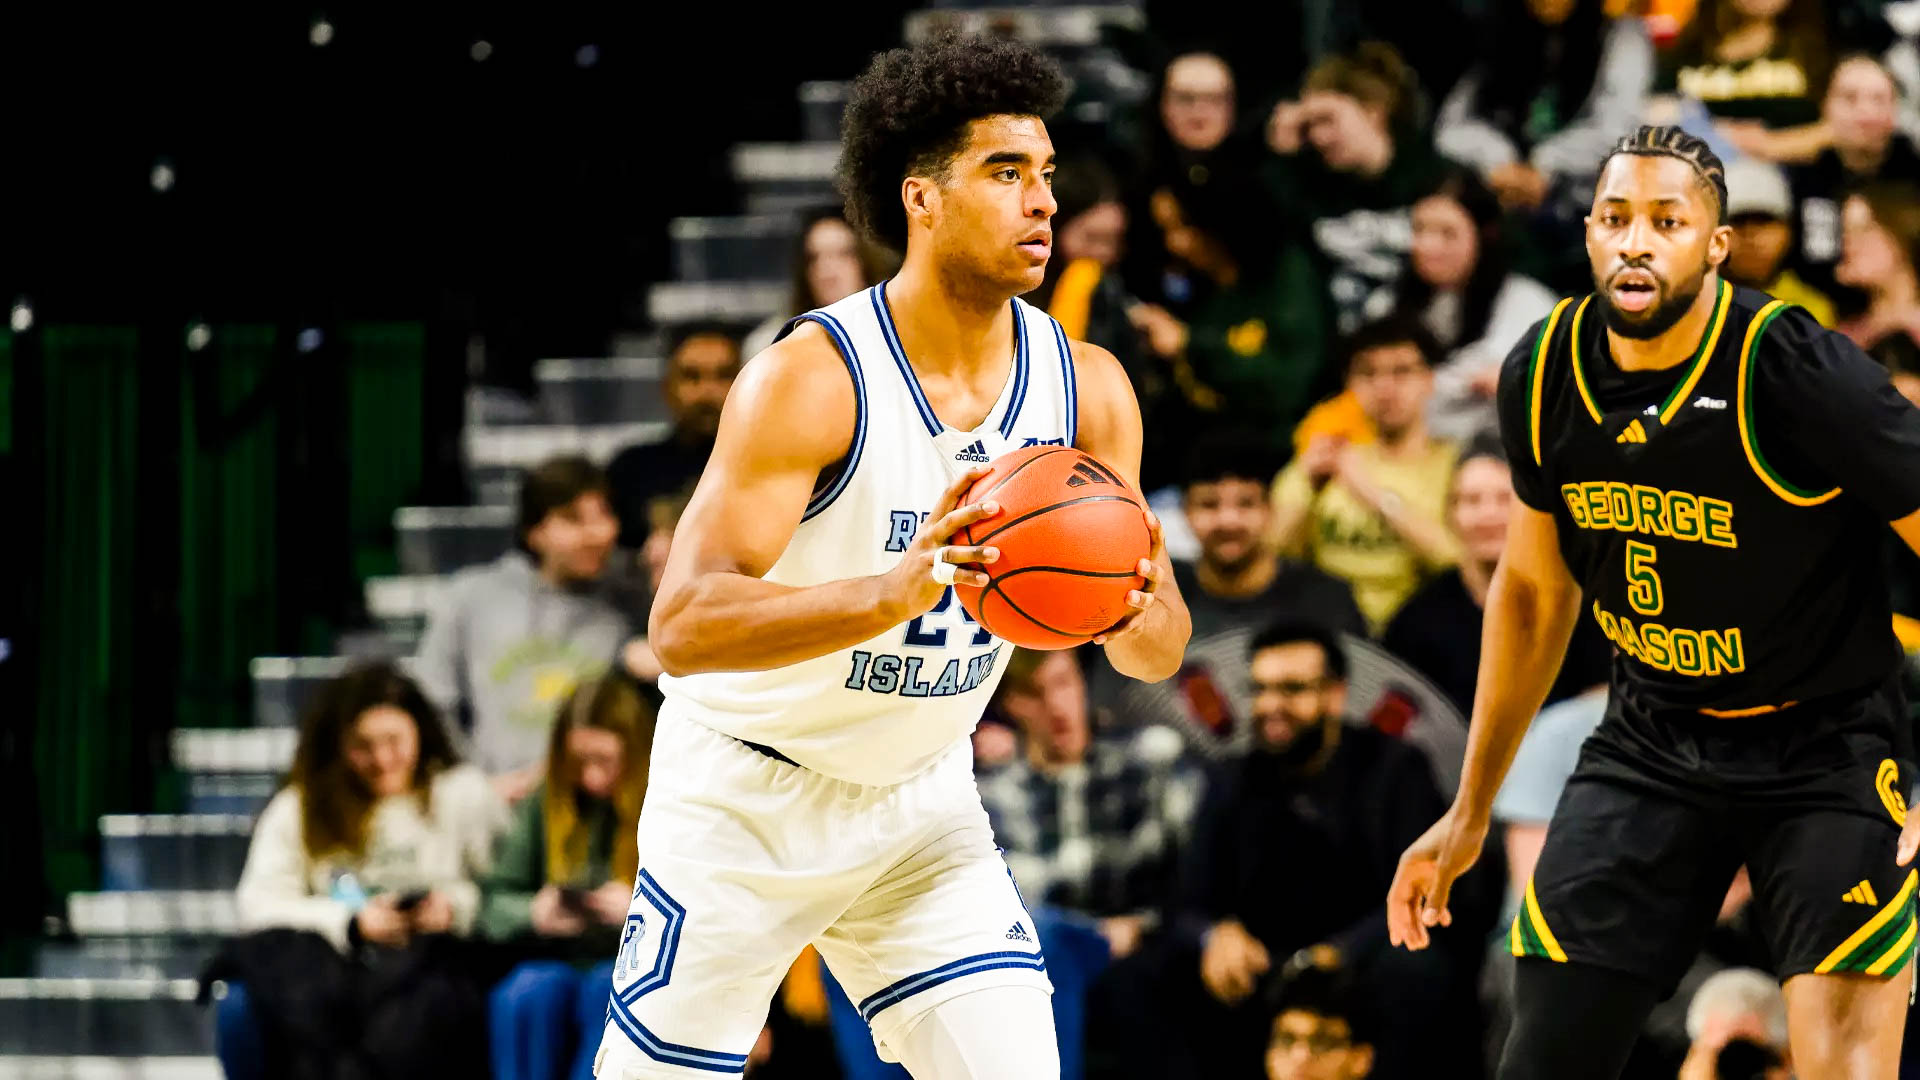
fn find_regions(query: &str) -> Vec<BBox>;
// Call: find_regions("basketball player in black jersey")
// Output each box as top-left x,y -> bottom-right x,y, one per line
1385,126 -> 1920,1079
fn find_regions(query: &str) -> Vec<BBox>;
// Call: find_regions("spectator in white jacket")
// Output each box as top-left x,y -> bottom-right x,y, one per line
1434,0 -> 1652,213
1364,169 -> 1557,442
235,661 -> 506,951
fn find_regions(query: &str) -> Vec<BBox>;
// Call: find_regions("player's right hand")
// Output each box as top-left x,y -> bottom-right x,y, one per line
879,465 -> 1002,619
1387,806 -> 1489,952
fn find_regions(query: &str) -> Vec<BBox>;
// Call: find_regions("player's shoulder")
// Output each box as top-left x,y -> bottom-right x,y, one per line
1733,284 -> 1864,379
719,320 -> 859,460
1062,333 -> 1126,384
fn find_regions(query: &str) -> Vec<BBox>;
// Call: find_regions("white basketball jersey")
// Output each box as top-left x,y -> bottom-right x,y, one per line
659,282 -> 1079,786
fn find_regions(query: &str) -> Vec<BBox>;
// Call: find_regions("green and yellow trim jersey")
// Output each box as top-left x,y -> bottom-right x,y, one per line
1497,282 -> 1920,715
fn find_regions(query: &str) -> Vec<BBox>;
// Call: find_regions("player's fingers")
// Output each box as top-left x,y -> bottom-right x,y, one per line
1143,509 -> 1166,557
1124,590 -> 1155,611
927,500 -> 1001,544
1899,813 -> 1920,866
1422,868 -> 1457,935
939,545 -> 999,566
930,464 -> 992,520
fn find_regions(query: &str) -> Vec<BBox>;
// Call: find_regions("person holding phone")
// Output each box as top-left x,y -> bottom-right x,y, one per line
479,674 -> 655,1080
217,663 -> 508,1080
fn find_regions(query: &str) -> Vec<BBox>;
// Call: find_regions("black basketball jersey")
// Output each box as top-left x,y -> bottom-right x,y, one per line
1497,280 -> 1920,715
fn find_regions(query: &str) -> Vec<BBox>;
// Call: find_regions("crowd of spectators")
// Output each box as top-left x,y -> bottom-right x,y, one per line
208,2 -> 1920,1077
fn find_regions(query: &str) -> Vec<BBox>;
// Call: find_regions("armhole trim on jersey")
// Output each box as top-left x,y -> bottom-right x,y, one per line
1735,300 -> 1842,507
796,312 -> 868,524
997,300 -> 1032,438
1657,279 -> 1733,425
1529,297 -> 1575,467
1566,296 -> 1602,425
1050,315 -> 1079,447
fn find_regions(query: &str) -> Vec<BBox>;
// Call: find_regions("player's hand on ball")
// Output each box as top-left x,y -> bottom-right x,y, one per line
1387,806 -> 1488,952
881,465 -> 1001,618
1092,510 -> 1165,646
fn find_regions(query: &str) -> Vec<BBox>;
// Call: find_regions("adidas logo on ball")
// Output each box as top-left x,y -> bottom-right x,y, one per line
953,440 -> 990,463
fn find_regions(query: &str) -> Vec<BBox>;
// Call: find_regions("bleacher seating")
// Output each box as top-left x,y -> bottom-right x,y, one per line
0,13 -> 1152,1073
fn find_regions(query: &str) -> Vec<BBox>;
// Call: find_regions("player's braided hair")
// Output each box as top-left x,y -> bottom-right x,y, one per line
1596,125 -> 1729,225
839,32 -> 1069,252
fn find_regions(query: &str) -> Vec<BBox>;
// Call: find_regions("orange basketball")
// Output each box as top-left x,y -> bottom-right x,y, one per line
953,444 -> 1152,650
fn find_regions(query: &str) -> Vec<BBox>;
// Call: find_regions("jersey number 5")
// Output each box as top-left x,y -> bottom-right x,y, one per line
1625,541 -> 1664,616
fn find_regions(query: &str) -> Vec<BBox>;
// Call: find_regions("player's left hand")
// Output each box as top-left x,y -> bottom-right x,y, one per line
1093,510 -> 1165,646
1897,806 -> 1920,867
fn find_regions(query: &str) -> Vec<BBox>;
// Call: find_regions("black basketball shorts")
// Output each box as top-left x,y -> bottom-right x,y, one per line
1513,682 -> 1917,989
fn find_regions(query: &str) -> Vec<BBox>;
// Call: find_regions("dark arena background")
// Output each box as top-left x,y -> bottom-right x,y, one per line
7,2 -> 1920,1078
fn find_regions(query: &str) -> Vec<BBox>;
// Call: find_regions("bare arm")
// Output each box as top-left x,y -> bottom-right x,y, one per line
1450,503 -> 1584,820
1070,339 -> 1192,683
649,324 -> 998,676
1387,502 -> 1584,949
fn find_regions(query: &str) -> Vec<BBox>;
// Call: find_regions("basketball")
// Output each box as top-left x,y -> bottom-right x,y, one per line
953,445 -> 1152,650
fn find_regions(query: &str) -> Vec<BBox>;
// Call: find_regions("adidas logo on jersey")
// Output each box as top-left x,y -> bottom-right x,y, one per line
1616,419 -> 1648,444
1843,880 -> 1880,905
1005,921 -> 1032,943
1692,395 -> 1728,410
954,439 -> 990,463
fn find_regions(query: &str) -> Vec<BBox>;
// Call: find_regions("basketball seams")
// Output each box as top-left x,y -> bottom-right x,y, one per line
992,565 -> 1142,581
972,495 -> 1139,547
960,445 -> 1081,546
984,578 -> 1086,641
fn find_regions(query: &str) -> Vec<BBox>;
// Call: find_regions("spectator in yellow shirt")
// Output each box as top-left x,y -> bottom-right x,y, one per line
1270,318 -> 1460,633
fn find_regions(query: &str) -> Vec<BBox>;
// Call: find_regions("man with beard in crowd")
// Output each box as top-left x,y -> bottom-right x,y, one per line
605,323 -> 740,550
1095,433 -> 1363,759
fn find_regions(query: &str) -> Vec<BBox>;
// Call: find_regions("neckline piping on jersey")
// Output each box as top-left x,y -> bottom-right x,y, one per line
871,280 -> 1029,440
1570,279 -> 1732,428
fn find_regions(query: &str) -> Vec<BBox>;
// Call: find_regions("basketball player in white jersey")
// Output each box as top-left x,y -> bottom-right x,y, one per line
592,35 -> 1191,1080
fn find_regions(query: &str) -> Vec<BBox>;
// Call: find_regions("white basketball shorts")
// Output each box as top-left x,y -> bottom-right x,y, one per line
593,707 -> 1052,1078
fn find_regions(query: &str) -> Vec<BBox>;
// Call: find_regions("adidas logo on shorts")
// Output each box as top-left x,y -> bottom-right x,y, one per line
954,439 -> 991,463
1005,921 -> 1032,943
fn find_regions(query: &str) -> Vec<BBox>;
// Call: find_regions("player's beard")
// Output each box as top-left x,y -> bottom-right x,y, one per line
1596,265 -> 1706,340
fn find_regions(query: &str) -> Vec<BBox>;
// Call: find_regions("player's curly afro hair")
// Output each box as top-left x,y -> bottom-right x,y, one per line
838,33 -> 1069,253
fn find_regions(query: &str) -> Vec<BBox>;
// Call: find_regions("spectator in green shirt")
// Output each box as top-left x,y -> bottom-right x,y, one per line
483,674 -> 655,1080
1128,167 -> 1331,463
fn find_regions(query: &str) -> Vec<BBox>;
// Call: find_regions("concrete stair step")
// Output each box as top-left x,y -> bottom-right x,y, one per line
903,5 -> 1145,48
646,281 -> 786,326
0,980 -> 214,1057
670,215 -> 798,283
533,356 -> 665,428
171,729 -> 295,776
35,940 -> 215,982
393,504 -> 515,576
798,81 -> 848,143
99,817 -> 252,893
0,1056 -> 221,1079
461,420 -> 668,474
182,774 -> 279,817
65,893 -> 237,940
